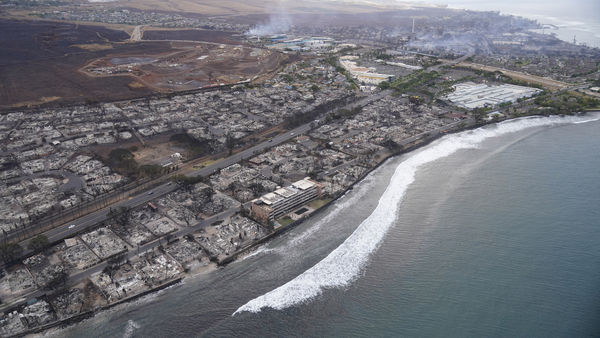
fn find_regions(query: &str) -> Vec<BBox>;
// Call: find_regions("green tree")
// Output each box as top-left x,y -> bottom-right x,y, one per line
0,243 -> 23,264
226,133 -> 236,156
43,270 -> 68,291
28,234 -> 50,251
108,206 -> 131,228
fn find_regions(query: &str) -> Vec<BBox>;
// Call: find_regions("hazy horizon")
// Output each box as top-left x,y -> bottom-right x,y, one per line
417,0 -> 600,47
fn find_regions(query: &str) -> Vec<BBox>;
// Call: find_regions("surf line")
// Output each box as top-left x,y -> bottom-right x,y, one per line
233,114 -> 600,315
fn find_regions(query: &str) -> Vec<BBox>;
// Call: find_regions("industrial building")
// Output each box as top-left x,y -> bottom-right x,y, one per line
251,177 -> 323,224
445,82 -> 542,109
267,36 -> 335,51
339,56 -> 394,85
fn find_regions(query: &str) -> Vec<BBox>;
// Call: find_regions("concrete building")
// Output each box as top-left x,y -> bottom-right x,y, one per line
251,177 -> 323,224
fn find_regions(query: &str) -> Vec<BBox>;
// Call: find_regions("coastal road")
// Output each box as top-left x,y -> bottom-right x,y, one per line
16,123 -> 313,252
15,91 -> 388,256
5,207 -> 239,311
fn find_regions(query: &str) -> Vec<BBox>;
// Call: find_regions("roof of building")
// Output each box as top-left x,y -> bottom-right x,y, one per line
260,192 -> 284,205
275,186 -> 297,198
254,178 -> 320,206
292,177 -> 317,190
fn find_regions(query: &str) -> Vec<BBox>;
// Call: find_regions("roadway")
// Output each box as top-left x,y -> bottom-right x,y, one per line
16,122 -> 314,252
17,91 -> 387,253
2,207 -> 239,312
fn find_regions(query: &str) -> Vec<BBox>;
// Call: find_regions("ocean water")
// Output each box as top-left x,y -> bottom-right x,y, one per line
54,114 -> 600,337
421,0 -> 600,48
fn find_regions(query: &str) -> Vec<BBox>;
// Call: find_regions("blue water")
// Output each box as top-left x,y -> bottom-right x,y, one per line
56,116 -> 600,337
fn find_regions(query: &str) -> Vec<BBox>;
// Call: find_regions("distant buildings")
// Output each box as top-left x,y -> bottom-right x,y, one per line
251,177 -> 323,224
339,56 -> 394,85
266,36 -> 336,52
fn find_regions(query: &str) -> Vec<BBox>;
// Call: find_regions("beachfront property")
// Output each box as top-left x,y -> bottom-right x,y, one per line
251,177 -> 323,224
445,82 -> 542,109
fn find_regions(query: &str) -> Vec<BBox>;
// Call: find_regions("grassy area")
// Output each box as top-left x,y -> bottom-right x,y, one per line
277,216 -> 295,227
169,133 -> 211,159
196,158 -> 221,168
388,70 -> 440,93
533,91 -> 600,114
308,198 -> 332,209
108,148 -> 138,176
107,148 -> 166,178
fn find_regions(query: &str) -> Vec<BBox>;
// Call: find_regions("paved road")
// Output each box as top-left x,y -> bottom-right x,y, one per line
16,92 -> 386,254
16,123 -> 313,252
4,207 -> 238,311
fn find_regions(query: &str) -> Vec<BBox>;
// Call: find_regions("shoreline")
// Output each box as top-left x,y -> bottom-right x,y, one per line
216,111 -> 600,265
9,112 -> 593,337
218,118 -> 478,265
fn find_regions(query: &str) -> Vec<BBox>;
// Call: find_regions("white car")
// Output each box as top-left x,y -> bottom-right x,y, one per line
68,224 -> 76,229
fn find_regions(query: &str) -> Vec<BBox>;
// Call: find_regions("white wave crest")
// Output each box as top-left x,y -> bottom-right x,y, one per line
233,115 -> 599,315
281,175 -> 374,250
572,116 -> 600,124
241,175 -> 375,261
240,245 -> 276,261
122,319 -> 141,338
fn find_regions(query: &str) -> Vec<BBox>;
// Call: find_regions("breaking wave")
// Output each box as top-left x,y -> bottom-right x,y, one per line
241,175 -> 375,262
282,175 -> 374,250
240,245 -> 276,261
122,319 -> 140,338
233,114 -> 599,315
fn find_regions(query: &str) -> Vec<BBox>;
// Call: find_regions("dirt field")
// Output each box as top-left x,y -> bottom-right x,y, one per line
91,131 -> 193,168
100,0 -> 414,16
0,19 -> 291,109
142,29 -> 241,44
81,42 -> 291,92
130,133 -> 187,165
0,19 -> 171,109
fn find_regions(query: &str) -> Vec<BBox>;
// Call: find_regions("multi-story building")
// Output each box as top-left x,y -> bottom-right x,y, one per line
251,177 -> 323,224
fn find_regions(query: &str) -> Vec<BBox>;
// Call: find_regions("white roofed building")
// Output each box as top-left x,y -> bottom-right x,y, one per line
251,177 -> 323,224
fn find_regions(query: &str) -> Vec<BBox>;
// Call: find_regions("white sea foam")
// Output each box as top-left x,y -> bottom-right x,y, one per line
240,245 -> 276,261
281,175 -> 374,250
572,116 -> 600,124
233,115 -> 599,315
241,175 -> 375,261
122,319 -> 140,338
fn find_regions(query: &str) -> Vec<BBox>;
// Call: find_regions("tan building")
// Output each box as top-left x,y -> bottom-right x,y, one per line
251,177 -> 323,224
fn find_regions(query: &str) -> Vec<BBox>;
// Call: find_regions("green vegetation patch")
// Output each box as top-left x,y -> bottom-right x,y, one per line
534,91 -> 600,114
308,198 -> 332,209
325,106 -> 363,122
389,70 -> 440,93
108,148 -> 138,176
277,216 -> 295,227
170,133 -> 211,159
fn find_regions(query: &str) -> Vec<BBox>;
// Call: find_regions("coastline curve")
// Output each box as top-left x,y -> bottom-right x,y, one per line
233,114 -> 600,315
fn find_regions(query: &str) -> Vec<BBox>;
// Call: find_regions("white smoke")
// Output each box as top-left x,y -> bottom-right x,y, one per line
246,1 -> 293,36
